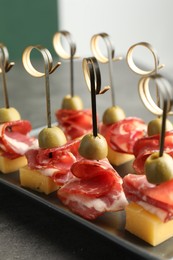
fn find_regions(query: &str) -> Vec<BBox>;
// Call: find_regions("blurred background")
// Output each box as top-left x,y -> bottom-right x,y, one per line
0,0 -> 172,75
0,0 -> 58,59
59,0 -> 173,77
0,0 -> 172,127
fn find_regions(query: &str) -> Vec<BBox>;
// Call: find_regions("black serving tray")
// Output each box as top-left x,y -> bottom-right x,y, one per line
0,126 -> 173,260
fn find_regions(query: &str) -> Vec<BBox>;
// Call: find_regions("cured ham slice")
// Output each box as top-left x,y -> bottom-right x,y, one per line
103,117 -> 147,154
99,123 -> 112,137
58,158 -> 128,220
25,139 -> 81,186
0,120 -> 38,159
123,174 -> 173,222
133,131 -> 173,174
56,109 -> 93,140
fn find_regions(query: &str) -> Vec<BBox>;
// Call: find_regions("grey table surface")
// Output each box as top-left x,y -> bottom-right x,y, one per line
0,58 -> 167,260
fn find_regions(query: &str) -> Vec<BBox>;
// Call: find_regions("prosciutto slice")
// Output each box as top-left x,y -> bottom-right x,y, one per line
133,131 -> 173,174
25,139 -> 81,186
58,158 -> 128,220
103,117 -> 147,154
123,174 -> 173,222
0,120 -> 38,159
56,109 -> 93,140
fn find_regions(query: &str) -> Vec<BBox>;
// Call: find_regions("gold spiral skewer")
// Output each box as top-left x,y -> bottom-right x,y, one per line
126,42 -> 171,116
91,33 -> 122,106
53,31 -> 78,97
22,45 -> 61,128
126,42 -> 164,76
0,44 -> 15,108
138,75 -> 173,116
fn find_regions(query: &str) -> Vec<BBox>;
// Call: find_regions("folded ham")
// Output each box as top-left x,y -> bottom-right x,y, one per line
56,109 -> 93,140
58,158 -> 128,220
25,139 -> 81,186
123,174 -> 173,222
0,120 -> 38,159
133,131 -> 173,174
101,117 -> 147,154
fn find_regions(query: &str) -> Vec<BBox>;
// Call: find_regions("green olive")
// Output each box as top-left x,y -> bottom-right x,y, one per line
102,106 -> 125,125
78,133 -> 108,160
144,152 -> 173,184
61,95 -> 83,110
38,126 -> 67,149
147,117 -> 173,136
0,107 -> 21,123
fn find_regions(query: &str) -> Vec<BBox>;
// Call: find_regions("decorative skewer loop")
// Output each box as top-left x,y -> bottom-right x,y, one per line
83,57 -> 110,95
0,44 -> 15,108
153,77 -> 173,157
138,75 -> 173,116
22,45 -> 60,78
53,31 -> 77,59
22,45 -> 61,128
126,42 -> 164,76
91,33 -> 122,63
53,31 -> 78,97
83,57 -> 110,137
126,42 -> 171,116
91,33 -> 122,106
0,43 -> 15,73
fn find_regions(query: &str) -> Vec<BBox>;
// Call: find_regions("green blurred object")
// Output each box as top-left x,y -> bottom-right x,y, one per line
0,0 -> 59,60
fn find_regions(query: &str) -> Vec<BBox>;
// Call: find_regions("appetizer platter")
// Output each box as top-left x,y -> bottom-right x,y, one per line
0,164 -> 173,260
1,35 -> 173,260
